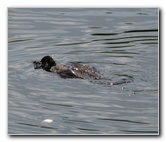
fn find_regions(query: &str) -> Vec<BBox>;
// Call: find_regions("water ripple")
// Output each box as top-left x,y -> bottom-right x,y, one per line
97,118 -> 149,124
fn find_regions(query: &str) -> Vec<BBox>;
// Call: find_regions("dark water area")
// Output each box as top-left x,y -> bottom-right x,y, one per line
8,8 -> 158,135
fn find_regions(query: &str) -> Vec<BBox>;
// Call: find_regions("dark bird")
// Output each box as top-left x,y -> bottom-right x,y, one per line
33,55 -> 103,79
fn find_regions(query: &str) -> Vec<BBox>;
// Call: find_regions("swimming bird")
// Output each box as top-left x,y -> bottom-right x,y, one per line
33,55 -> 102,79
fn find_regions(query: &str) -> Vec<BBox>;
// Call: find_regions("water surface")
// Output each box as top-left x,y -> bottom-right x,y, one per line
8,8 -> 158,135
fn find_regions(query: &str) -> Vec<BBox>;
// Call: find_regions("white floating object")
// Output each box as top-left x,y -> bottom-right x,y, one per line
42,119 -> 53,123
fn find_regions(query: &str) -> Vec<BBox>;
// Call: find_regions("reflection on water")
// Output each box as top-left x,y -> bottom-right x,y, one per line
8,8 -> 158,135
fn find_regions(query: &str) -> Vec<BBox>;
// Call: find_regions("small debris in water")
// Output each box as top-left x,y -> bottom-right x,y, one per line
42,119 -> 53,123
